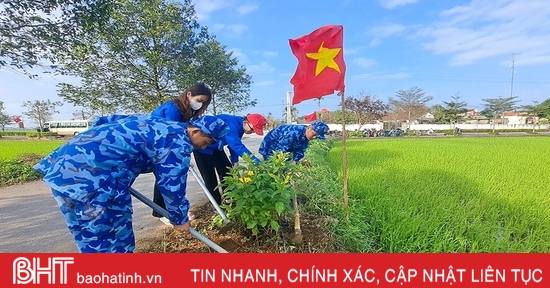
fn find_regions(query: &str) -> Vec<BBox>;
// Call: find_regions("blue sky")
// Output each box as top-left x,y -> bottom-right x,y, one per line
2,0 -> 550,126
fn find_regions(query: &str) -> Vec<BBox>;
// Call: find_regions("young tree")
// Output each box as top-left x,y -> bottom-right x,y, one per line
190,38 -> 255,114
21,100 -> 63,132
0,0 -> 112,76
535,98 -> 550,119
431,104 -> 447,124
521,101 -> 550,132
264,112 -> 283,129
481,96 -> 518,132
479,108 -> 494,119
341,92 -> 389,130
389,86 -> 433,128
441,93 -> 469,127
0,101 -> 13,131
57,0 -> 208,113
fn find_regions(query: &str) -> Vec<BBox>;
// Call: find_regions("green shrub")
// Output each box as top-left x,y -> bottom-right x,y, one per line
220,153 -> 303,235
25,132 -> 58,138
0,159 -> 42,187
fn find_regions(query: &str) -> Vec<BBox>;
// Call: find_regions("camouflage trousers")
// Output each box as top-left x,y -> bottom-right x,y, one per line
51,189 -> 135,253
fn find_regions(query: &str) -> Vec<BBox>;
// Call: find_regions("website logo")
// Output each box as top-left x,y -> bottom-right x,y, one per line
13,257 -> 74,284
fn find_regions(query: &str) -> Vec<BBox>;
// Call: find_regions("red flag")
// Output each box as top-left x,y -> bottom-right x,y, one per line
14,117 -> 22,123
304,111 -> 318,122
289,25 -> 346,105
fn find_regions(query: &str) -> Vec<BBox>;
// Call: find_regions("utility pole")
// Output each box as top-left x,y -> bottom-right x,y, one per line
286,91 -> 292,124
281,98 -> 284,120
509,53 -> 515,99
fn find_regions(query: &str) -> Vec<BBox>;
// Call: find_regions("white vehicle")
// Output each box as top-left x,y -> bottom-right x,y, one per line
38,120 -> 92,136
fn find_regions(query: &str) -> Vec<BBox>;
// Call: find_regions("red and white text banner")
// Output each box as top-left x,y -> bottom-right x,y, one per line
0,253 -> 547,287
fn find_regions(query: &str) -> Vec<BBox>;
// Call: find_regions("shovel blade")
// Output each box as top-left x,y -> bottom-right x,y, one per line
217,222 -> 236,235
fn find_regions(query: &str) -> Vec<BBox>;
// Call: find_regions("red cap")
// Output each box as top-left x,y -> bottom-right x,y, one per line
246,113 -> 267,135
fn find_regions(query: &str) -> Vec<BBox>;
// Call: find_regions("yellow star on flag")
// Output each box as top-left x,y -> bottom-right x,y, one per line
306,42 -> 342,76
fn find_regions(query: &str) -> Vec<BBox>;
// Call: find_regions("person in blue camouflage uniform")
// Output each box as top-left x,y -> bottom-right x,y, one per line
150,83 -> 212,218
259,121 -> 329,163
193,113 -> 267,205
34,114 -> 229,253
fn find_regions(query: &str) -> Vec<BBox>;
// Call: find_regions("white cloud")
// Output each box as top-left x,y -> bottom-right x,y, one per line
369,39 -> 382,47
226,24 -> 249,37
262,51 -> 278,58
367,23 -> 407,46
192,0 -> 229,21
210,23 -> 225,32
343,46 -> 364,56
353,72 -> 410,80
419,0 -> 550,66
236,4 -> 258,16
378,0 -> 418,9
247,62 -> 276,74
209,24 -> 249,38
252,80 -> 276,87
228,48 -> 249,63
354,57 -> 377,68
369,23 -> 407,38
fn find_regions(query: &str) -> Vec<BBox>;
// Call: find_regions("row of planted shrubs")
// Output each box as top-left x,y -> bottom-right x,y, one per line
0,153 -> 44,187
0,131 -> 58,138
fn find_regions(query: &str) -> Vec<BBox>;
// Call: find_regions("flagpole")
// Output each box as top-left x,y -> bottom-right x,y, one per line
340,92 -> 349,222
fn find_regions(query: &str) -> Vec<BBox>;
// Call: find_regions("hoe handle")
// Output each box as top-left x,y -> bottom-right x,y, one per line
129,187 -> 228,253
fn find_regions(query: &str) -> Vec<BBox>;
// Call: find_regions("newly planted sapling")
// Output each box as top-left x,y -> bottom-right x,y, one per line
219,153 -> 303,235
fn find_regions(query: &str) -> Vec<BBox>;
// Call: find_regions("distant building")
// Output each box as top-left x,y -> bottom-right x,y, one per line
503,111 -> 539,125
417,112 -> 434,124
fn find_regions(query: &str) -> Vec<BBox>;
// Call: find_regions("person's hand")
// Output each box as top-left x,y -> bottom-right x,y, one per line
291,161 -> 297,165
173,221 -> 190,232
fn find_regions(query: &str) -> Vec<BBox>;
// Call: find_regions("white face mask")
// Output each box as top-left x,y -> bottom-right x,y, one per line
189,99 -> 203,111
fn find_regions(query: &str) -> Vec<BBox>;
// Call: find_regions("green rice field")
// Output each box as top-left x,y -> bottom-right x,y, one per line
328,137 -> 550,252
0,140 -> 66,160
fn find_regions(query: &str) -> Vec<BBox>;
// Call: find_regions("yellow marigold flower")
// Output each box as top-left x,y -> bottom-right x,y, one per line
243,177 -> 251,183
247,170 -> 254,176
283,175 -> 291,184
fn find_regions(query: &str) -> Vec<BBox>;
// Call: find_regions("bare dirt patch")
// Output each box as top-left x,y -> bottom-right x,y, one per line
137,203 -> 339,253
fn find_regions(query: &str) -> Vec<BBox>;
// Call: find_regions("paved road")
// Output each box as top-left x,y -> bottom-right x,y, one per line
0,134 -> 264,252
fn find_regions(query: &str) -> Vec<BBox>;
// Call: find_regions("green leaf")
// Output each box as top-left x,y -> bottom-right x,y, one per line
270,220 -> 280,232
275,201 -> 285,215
246,220 -> 258,229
